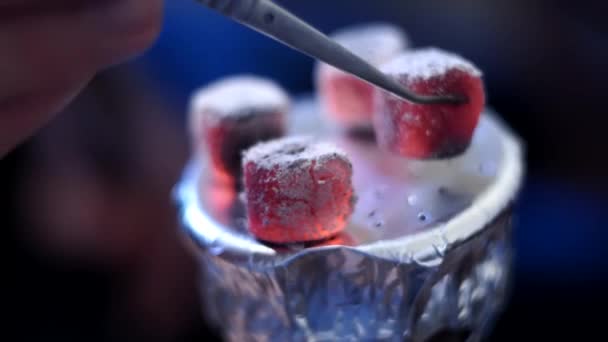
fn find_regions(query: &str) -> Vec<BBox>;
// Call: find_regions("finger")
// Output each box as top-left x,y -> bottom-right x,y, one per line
0,0 -> 163,156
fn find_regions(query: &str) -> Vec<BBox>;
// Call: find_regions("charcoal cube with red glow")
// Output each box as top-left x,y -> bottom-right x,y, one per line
243,136 -> 355,243
189,76 -> 289,184
373,48 -> 485,159
316,23 -> 408,129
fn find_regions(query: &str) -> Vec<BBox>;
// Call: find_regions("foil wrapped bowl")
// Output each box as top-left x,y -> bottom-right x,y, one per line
175,96 -> 524,341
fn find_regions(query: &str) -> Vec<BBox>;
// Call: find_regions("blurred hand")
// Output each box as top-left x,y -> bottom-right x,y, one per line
0,0 -> 163,156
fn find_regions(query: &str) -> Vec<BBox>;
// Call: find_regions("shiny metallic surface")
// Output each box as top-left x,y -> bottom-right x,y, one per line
188,212 -> 512,342
175,97 -> 523,341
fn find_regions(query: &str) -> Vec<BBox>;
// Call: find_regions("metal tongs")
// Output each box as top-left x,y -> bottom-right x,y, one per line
196,0 -> 464,105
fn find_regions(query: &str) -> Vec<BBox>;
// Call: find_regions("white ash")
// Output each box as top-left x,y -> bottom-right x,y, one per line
243,136 -> 351,171
380,48 -> 482,81
189,75 -> 289,130
330,23 -> 409,65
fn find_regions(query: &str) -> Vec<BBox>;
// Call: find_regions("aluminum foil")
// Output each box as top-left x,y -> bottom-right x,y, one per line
175,97 -> 523,341
189,211 -> 512,342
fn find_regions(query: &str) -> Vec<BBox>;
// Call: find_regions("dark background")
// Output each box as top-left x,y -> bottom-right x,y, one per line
4,0 -> 608,340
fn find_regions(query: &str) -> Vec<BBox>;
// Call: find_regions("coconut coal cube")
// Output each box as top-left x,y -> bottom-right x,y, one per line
316,23 -> 408,130
373,48 -> 485,159
189,75 -> 289,184
242,136 -> 355,244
